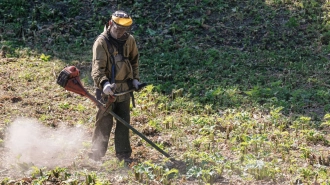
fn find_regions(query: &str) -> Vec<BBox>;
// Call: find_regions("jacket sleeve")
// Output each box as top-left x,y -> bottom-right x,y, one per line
91,38 -> 109,90
128,36 -> 140,81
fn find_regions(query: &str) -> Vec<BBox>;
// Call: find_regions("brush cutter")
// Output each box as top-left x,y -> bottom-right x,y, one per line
56,66 -> 173,161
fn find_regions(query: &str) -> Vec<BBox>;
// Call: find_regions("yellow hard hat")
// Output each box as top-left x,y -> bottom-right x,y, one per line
111,10 -> 133,27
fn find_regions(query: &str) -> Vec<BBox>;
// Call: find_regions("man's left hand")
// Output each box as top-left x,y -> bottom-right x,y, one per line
132,79 -> 141,90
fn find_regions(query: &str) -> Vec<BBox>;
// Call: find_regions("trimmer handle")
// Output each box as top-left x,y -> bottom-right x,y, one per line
136,83 -> 148,91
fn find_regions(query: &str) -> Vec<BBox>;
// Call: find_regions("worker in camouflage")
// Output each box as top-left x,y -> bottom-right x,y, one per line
89,10 -> 141,163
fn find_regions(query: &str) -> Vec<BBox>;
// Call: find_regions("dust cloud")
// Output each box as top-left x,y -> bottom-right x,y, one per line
2,117 -> 90,168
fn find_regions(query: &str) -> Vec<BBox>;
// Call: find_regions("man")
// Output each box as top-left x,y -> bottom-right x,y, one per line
89,10 -> 141,163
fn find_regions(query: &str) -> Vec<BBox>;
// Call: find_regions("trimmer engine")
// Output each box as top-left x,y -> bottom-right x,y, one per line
56,66 -> 87,96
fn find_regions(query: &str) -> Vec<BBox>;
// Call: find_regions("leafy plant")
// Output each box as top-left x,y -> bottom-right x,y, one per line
244,159 -> 279,180
40,53 -> 51,62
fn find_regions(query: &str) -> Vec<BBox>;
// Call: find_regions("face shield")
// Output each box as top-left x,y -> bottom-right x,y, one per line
110,22 -> 131,39
109,11 -> 133,40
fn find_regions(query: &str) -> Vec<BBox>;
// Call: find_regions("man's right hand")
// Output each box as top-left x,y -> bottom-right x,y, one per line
103,82 -> 116,95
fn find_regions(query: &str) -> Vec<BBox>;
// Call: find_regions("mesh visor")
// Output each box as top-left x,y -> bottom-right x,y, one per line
111,22 -> 131,39
113,22 -> 130,32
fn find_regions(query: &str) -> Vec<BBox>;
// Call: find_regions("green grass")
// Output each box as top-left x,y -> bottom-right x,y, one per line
1,0 -> 330,184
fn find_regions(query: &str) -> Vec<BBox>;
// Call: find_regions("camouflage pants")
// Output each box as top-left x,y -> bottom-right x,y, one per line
91,98 -> 131,159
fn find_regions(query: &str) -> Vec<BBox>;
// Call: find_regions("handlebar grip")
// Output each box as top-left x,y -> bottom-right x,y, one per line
137,83 -> 148,90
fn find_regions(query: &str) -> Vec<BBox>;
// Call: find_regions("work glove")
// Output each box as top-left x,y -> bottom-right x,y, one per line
103,82 -> 116,95
132,79 -> 141,90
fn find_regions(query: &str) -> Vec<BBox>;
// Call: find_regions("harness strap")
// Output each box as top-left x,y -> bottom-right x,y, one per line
98,34 -> 135,107
99,34 -> 116,84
